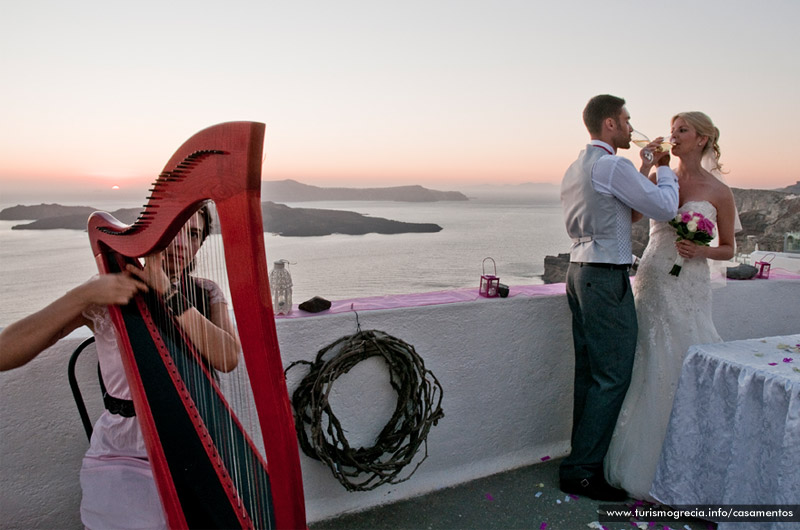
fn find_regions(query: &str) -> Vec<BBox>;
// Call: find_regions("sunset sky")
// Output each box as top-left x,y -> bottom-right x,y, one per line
1,0 -> 797,204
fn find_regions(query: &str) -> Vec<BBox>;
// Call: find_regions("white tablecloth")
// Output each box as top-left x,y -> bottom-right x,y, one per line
651,334 -> 800,530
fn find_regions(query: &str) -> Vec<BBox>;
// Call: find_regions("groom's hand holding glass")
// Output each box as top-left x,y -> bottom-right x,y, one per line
651,137 -> 671,166
632,130 -> 672,166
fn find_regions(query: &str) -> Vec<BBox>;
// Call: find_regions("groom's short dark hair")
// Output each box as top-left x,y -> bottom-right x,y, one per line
583,95 -> 626,136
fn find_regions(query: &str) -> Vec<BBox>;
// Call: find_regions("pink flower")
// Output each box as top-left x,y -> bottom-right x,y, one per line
784,358 -> 793,363
668,210 -> 716,276
697,218 -> 715,235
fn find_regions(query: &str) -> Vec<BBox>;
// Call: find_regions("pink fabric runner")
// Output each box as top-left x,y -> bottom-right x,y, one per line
277,270 -> 800,319
277,283 -> 567,319
744,267 -> 800,280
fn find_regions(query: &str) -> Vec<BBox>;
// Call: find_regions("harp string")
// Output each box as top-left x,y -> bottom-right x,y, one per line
202,202 -> 263,514
156,201 -> 271,526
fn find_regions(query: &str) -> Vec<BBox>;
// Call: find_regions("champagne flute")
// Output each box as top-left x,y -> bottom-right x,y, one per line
631,129 -> 654,162
632,130 -> 673,162
658,136 -> 674,152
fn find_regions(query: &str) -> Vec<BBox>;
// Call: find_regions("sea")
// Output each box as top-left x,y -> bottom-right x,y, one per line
0,190 -> 570,327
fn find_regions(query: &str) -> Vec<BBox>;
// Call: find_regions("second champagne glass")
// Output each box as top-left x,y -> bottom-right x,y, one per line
632,130 -> 673,162
631,130 -> 654,162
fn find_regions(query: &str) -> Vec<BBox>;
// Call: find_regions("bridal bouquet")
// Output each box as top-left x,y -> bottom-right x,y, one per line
668,211 -> 716,276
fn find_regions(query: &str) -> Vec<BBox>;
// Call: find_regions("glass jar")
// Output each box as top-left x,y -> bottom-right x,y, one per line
269,260 -> 293,315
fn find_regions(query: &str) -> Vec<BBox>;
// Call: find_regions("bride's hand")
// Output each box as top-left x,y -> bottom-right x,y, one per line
676,240 -> 705,260
652,138 -> 671,166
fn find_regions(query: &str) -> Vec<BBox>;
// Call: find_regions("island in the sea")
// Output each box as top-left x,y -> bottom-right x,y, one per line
262,179 -> 468,203
0,201 -> 442,237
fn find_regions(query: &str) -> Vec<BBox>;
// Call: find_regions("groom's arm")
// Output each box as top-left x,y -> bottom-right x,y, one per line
631,171 -> 660,222
593,157 -> 679,221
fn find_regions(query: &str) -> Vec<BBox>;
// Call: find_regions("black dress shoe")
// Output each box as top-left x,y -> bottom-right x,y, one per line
559,476 -> 628,502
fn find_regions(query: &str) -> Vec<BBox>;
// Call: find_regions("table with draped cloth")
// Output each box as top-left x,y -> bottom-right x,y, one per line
651,334 -> 800,530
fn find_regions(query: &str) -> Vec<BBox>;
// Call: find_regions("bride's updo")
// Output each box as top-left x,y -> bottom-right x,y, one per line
672,111 -> 723,172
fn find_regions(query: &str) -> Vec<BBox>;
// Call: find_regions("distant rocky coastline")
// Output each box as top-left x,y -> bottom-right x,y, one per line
0,204 -> 141,229
260,201 -> 441,236
262,179 -> 468,202
542,183 -> 800,284
0,181 -> 464,236
0,202 -> 442,237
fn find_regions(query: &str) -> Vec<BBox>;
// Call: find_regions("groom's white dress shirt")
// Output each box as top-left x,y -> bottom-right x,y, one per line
562,140 -> 679,265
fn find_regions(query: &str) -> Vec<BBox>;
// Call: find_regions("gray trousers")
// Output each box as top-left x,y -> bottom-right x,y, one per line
559,262 -> 637,481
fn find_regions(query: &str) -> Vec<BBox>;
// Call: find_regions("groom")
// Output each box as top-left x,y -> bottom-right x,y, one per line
559,95 -> 679,501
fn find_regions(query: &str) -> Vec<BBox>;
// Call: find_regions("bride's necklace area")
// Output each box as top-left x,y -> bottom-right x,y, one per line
676,165 -> 717,211
676,163 -> 706,186
675,151 -> 706,185
676,165 -> 704,207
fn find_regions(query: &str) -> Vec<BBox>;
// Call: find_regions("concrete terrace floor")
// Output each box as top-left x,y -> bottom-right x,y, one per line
310,458 -> 716,530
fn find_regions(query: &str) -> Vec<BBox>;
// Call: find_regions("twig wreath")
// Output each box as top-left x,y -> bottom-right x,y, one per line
285,316 -> 444,492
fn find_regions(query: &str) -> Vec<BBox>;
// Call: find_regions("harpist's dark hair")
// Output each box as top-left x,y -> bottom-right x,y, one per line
197,202 -> 212,242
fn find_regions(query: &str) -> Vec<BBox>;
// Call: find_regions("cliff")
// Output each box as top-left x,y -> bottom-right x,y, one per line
780,181 -> 800,194
1,202 -> 442,237
262,179 -> 468,202
732,187 -> 800,253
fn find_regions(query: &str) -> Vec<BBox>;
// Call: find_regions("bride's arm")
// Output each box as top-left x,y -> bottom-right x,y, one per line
703,188 -> 736,261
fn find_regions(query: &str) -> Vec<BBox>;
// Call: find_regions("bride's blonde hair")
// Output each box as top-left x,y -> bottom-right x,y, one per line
672,111 -> 723,172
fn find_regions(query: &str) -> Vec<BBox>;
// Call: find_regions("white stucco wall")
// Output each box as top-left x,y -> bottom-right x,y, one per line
1,280 -> 798,528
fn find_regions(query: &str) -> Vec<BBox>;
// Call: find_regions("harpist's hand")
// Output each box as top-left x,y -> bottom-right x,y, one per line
78,273 -> 149,307
0,273 -> 148,372
127,254 -> 171,295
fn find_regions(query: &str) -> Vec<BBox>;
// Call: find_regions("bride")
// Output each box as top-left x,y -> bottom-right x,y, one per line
604,111 -> 739,500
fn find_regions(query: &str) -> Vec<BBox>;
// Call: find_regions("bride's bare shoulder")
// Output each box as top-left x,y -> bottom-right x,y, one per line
708,180 -> 736,221
699,170 -> 731,196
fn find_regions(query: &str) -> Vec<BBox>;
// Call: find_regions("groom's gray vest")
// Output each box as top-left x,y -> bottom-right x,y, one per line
561,145 -> 628,264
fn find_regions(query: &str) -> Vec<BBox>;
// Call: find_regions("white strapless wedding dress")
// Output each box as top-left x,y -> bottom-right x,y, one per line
605,200 -> 723,500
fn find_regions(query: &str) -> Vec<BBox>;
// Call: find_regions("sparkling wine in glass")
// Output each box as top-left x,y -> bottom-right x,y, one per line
657,137 -> 674,152
632,131 -> 673,162
631,130 -> 654,162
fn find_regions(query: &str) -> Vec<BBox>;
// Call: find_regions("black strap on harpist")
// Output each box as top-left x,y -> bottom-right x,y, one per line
98,364 -> 136,417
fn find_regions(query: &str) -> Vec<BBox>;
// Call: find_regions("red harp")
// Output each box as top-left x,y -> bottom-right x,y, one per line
87,122 -> 306,529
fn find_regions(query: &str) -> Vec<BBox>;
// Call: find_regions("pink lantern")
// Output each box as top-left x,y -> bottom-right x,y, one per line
479,257 -> 500,298
755,253 -> 775,279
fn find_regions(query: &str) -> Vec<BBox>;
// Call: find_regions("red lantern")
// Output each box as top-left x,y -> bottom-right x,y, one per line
479,257 -> 500,298
755,253 -> 774,279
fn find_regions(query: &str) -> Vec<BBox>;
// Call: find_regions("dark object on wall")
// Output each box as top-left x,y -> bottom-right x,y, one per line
286,329 -> 444,491
298,296 -> 332,313
726,263 -> 758,280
